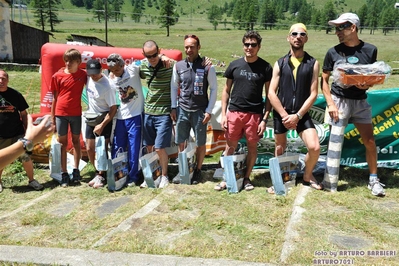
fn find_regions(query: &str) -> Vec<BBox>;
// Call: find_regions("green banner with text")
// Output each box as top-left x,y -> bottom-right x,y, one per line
242,88 -> 399,169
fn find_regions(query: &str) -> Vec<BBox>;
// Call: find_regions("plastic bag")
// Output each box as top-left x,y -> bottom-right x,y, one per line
139,148 -> 162,188
107,148 -> 128,191
49,134 -> 61,181
178,142 -> 197,185
221,144 -> 247,193
95,136 -> 108,171
332,60 -> 391,89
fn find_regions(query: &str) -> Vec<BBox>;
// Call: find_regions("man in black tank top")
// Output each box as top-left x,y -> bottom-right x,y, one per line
268,23 -> 323,190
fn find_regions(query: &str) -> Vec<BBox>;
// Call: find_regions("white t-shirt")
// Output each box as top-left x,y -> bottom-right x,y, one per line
108,65 -> 143,120
86,74 -> 117,113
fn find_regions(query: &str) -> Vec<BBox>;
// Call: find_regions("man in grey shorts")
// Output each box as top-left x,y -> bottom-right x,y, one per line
171,34 -> 217,185
321,13 -> 385,196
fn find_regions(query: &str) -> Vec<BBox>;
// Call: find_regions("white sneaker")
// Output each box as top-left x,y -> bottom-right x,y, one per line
140,180 -> 147,188
368,179 -> 386,197
93,176 -> 105,189
159,175 -> 169,189
28,179 -> 44,191
88,175 -> 102,187
0,181 -> 3,193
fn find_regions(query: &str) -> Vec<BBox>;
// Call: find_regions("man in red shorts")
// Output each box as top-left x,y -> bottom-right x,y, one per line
218,30 -> 272,191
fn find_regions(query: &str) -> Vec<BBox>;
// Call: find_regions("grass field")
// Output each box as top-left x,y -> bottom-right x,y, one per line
2,6 -> 399,264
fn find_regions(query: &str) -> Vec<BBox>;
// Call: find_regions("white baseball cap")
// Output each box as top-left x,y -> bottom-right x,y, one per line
328,13 -> 360,28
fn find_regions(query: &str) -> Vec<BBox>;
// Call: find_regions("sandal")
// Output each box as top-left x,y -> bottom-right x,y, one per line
214,181 -> 227,191
243,178 -> 254,191
303,180 -> 323,190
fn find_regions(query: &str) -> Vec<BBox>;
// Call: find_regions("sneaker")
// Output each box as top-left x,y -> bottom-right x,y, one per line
191,169 -> 202,185
159,175 -> 169,189
172,175 -> 181,184
139,180 -> 147,188
28,179 -> 44,191
93,176 -> 105,189
368,179 -> 386,197
72,169 -> 81,184
88,175 -> 102,187
127,182 -> 136,187
0,181 -> 3,193
61,173 -> 69,188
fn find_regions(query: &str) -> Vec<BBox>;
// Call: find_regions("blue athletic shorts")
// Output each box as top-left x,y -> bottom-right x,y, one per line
143,114 -> 173,149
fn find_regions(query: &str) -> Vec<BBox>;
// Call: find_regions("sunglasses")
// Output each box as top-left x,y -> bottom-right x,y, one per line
144,52 -> 158,59
335,23 -> 352,31
244,43 -> 258,48
107,58 -> 118,63
290,32 -> 307,37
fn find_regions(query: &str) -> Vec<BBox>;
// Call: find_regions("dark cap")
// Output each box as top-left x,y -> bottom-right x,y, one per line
86,59 -> 102,75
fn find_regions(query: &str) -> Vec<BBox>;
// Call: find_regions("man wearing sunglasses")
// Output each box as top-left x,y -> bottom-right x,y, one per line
171,34 -> 218,185
138,40 -> 174,188
217,30 -> 272,192
321,13 -> 385,196
268,23 -> 322,191
107,53 -> 144,187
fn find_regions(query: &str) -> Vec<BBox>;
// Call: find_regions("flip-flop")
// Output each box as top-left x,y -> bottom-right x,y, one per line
214,181 -> 227,191
243,178 -> 254,191
303,180 -> 323,190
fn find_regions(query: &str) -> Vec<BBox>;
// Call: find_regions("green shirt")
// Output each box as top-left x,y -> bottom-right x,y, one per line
139,59 -> 173,115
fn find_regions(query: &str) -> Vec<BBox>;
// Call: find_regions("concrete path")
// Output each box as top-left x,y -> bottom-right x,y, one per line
0,245 -> 272,266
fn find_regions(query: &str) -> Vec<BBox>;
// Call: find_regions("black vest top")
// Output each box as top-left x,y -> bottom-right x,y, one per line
277,52 -> 316,113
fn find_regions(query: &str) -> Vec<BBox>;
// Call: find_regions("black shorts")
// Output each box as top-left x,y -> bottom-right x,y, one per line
85,120 -> 113,139
273,111 -> 315,134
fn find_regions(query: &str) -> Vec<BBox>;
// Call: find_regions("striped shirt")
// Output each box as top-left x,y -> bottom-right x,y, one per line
139,59 -> 173,115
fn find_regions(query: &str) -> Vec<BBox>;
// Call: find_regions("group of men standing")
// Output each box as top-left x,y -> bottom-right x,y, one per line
0,12 -> 385,197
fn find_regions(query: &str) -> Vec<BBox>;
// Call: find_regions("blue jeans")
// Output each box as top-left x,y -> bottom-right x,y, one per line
112,115 -> 142,185
175,107 -> 206,146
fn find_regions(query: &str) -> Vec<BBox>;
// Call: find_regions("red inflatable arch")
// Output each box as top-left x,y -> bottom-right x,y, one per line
31,43 -> 182,162
38,43 -> 183,115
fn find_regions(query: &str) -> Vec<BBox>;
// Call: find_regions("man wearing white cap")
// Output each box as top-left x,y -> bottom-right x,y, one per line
268,23 -> 322,190
321,13 -> 385,196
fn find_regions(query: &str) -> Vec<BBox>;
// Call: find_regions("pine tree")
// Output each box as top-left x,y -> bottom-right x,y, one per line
93,0 -> 104,23
32,0 -> 62,32
158,0 -> 178,37
208,4 -> 222,30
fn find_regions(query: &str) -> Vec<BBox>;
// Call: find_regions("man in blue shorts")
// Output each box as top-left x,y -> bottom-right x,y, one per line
139,40 -> 174,189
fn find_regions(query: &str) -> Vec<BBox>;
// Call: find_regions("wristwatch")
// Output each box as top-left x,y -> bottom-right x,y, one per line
18,138 -> 34,152
296,113 -> 303,120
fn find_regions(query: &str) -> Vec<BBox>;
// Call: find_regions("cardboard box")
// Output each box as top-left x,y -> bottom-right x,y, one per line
341,73 -> 386,86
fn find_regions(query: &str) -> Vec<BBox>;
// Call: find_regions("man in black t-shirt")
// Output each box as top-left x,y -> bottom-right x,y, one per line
0,69 -> 44,192
321,13 -> 385,196
217,31 -> 272,192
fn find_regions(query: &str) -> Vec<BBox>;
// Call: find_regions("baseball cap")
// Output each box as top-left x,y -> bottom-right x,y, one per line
328,13 -> 360,28
289,23 -> 307,33
86,59 -> 101,75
